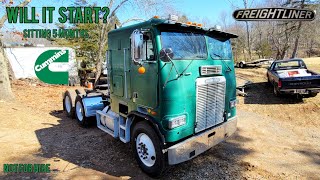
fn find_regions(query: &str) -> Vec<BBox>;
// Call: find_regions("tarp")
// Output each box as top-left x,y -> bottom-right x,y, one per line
5,47 -> 77,79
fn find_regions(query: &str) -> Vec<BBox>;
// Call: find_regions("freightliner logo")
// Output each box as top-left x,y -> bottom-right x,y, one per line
233,8 -> 316,21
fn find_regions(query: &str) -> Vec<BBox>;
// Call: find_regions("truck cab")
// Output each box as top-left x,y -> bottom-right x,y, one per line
63,16 -> 238,177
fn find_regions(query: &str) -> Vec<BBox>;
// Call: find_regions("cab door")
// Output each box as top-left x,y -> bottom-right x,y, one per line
130,30 -> 158,108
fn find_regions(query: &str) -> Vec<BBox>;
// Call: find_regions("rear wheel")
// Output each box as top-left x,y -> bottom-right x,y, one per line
63,90 -> 76,118
273,84 -> 280,97
75,96 -> 90,127
131,121 -> 167,177
239,62 -> 245,68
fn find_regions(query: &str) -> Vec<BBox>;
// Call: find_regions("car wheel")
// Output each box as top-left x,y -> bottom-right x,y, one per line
273,84 -> 280,97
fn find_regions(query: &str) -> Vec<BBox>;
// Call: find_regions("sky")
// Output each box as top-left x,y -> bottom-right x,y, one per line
0,0 -> 258,32
174,0 -> 237,23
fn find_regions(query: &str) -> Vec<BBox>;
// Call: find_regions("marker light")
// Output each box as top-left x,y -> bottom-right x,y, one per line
153,15 -> 160,19
168,14 -> 178,22
186,22 -> 192,26
197,23 -> 202,27
138,66 -> 146,74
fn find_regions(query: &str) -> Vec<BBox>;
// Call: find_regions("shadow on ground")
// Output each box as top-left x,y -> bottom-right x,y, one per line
235,65 -> 264,69
295,149 -> 320,165
244,82 -> 304,104
32,111 -> 255,179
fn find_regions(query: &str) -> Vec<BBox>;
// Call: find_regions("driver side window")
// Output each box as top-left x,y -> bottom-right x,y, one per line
142,33 -> 155,61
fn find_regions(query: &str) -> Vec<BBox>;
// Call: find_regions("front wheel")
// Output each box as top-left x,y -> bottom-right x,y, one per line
131,121 -> 167,177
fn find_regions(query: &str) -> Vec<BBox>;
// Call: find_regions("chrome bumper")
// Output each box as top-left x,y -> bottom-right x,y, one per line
167,117 -> 237,165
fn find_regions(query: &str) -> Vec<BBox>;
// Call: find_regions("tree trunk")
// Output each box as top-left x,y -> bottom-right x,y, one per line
291,21 -> 302,58
94,22 -> 108,86
243,0 -> 251,61
94,43 -> 104,86
0,47 -> 14,100
280,50 -> 286,59
290,0 -> 305,58
245,21 -> 252,60
0,0 -> 30,100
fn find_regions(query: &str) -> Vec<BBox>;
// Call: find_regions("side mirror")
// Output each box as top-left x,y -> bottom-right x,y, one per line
131,29 -> 144,65
159,48 -> 173,62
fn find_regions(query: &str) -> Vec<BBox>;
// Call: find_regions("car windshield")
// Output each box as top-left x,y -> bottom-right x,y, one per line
274,60 -> 305,70
207,36 -> 233,60
161,32 -> 207,60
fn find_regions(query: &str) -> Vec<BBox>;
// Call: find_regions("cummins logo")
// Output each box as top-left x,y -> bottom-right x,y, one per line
233,8 -> 316,21
34,49 -> 69,84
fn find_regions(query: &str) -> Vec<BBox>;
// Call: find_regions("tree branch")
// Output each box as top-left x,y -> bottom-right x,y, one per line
0,0 -> 31,29
120,18 -> 145,27
108,0 -> 129,20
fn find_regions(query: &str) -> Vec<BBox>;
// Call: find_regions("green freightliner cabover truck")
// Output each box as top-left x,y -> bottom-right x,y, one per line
63,15 -> 238,177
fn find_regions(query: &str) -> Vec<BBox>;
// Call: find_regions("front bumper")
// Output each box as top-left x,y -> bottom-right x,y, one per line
167,116 -> 237,165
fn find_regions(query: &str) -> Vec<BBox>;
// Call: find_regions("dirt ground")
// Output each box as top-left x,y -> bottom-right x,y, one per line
0,58 -> 319,179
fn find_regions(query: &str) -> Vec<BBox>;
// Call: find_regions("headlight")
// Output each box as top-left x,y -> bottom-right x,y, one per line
168,115 -> 186,129
230,99 -> 238,108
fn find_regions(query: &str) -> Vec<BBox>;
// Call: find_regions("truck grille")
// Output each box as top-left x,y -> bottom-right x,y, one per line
195,76 -> 226,133
200,65 -> 222,76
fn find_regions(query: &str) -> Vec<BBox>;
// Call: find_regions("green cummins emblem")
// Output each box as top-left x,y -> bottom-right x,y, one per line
34,49 -> 69,84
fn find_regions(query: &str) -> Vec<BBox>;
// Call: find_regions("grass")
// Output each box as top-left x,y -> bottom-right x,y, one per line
302,57 -> 320,72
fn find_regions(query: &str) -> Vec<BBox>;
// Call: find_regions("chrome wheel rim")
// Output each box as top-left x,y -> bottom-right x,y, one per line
136,133 -> 156,167
64,96 -> 71,113
76,101 -> 83,121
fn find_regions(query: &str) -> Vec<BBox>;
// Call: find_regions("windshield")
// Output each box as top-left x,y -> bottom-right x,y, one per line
208,36 -> 233,60
161,32 -> 207,60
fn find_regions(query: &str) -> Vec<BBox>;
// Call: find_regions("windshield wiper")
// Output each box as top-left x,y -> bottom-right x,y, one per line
211,53 -> 222,58
211,53 -> 232,72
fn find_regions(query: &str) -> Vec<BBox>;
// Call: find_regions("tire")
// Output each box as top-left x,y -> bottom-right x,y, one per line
131,121 -> 167,177
273,84 -> 280,97
239,62 -> 245,68
63,90 -> 77,118
267,75 -> 271,85
74,95 -> 90,127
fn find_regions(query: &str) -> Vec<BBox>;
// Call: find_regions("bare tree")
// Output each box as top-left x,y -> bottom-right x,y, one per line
219,11 -> 229,30
225,0 -> 320,60
290,0 -> 307,58
243,0 -> 252,60
0,0 -> 31,101
226,0 -> 254,60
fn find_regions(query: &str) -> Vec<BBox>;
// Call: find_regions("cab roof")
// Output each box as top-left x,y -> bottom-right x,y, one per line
109,18 -> 238,39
